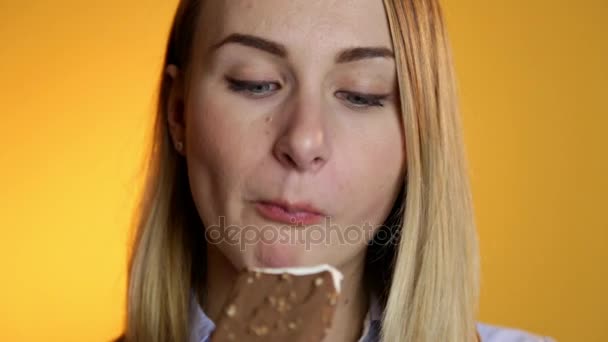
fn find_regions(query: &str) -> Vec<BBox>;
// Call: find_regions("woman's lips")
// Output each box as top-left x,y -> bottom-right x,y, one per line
254,200 -> 326,225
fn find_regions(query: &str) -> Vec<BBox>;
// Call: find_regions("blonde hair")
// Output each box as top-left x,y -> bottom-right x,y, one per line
115,0 -> 479,341
381,0 -> 479,340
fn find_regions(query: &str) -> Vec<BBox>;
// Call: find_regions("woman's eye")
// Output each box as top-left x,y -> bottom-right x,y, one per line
225,77 -> 281,98
336,91 -> 387,108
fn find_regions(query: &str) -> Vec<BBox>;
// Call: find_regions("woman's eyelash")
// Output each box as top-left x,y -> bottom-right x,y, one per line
335,91 -> 388,108
225,76 -> 389,108
225,77 -> 280,97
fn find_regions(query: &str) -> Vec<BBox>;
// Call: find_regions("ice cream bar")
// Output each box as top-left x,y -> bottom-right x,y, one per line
210,264 -> 343,342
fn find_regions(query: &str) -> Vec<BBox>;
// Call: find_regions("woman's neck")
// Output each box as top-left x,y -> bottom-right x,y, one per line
200,244 -> 370,342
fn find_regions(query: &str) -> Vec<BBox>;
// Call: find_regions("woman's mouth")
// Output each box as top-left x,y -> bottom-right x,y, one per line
254,200 -> 326,226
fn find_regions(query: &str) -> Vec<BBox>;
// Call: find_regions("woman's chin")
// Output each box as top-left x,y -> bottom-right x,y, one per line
250,242 -> 308,268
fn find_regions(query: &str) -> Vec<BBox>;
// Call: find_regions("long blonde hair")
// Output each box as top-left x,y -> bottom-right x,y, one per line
116,0 -> 479,341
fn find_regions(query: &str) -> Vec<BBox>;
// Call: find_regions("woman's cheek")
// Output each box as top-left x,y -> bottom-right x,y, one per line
342,121 -> 404,224
188,95 -> 248,162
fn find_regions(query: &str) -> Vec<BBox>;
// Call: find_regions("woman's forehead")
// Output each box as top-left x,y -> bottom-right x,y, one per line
198,0 -> 393,57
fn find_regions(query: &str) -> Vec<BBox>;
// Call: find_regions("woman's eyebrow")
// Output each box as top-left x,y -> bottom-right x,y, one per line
210,33 -> 394,63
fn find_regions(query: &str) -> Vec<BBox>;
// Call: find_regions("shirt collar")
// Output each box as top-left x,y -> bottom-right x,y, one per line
189,289 -> 215,342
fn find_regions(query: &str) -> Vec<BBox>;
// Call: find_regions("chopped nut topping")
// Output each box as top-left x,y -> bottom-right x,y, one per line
267,295 -> 277,307
249,324 -> 269,336
254,271 -> 261,279
280,273 -> 291,281
288,290 -> 297,301
288,321 -> 297,330
225,304 -> 237,317
314,277 -> 324,286
327,292 -> 337,306
246,276 -> 254,284
276,297 -> 292,313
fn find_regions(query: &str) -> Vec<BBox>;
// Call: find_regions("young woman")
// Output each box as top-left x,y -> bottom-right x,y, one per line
114,0 -> 554,341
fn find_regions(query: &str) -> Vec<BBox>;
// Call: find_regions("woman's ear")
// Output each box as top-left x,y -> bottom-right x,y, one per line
165,64 -> 186,156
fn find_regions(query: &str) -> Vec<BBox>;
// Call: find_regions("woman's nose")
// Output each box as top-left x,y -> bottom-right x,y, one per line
272,96 -> 331,173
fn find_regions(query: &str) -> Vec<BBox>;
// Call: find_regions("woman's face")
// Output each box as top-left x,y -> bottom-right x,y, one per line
171,0 -> 405,270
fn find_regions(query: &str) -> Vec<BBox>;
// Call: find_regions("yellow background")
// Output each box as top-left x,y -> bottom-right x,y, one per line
0,1 -> 606,341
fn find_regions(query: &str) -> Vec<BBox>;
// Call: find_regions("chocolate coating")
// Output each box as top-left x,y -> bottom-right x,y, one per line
210,269 -> 340,342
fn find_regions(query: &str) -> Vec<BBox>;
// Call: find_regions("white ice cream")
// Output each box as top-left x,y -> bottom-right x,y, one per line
249,264 -> 344,293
